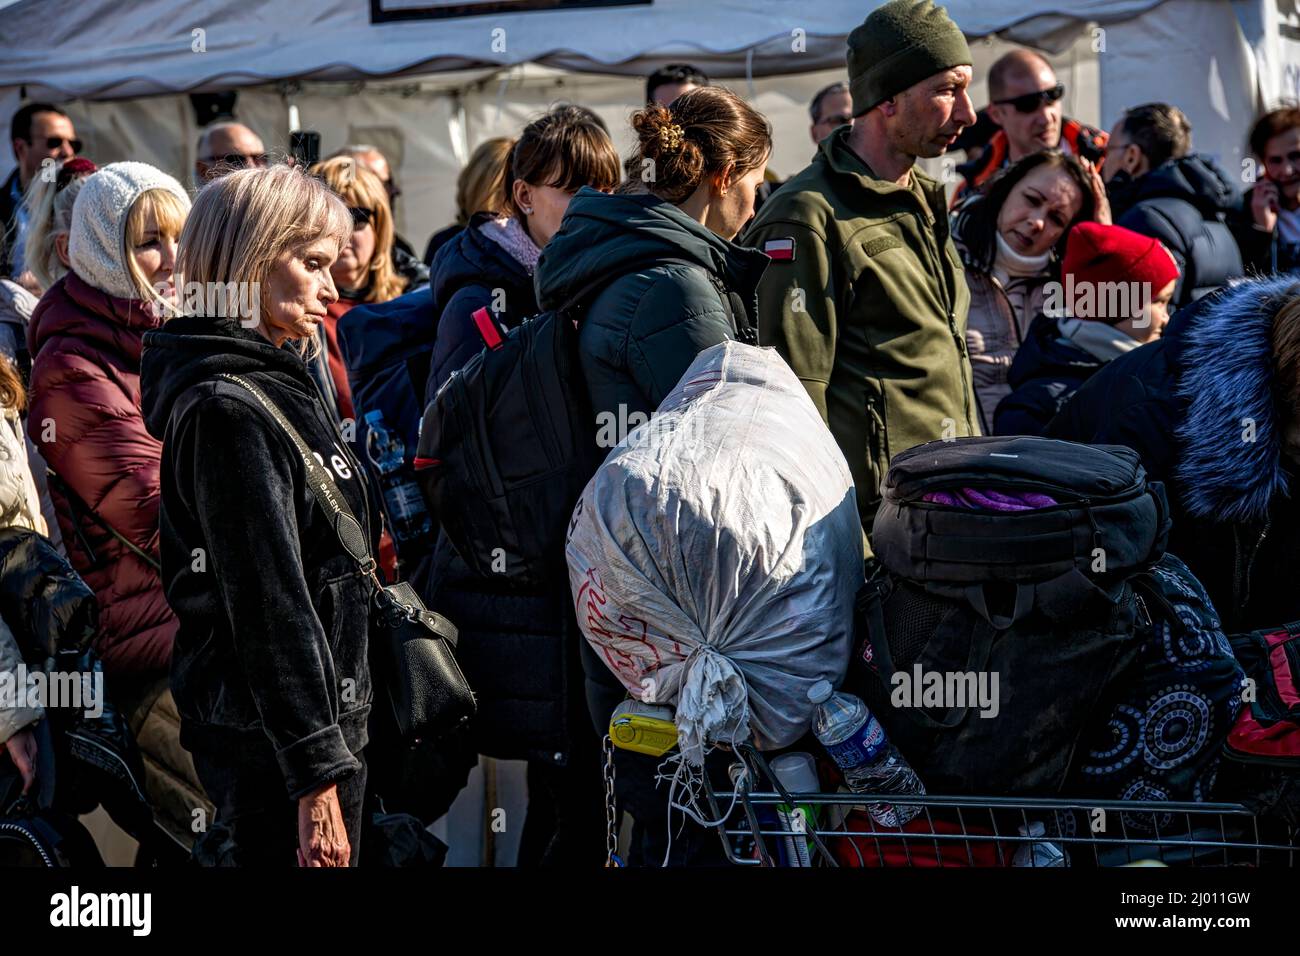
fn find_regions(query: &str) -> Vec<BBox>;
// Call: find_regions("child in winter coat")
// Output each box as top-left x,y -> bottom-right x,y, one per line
995,222 -> 1179,435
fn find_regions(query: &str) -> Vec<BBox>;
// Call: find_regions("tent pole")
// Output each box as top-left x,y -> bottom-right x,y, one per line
449,91 -> 469,166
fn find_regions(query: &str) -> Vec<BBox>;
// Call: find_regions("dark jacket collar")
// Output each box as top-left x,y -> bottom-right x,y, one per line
28,271 -> 164,364
1108,154 -> 1238,221
431,211 -> 536,309
140,315 -> 319,440
819,126 -> 947,226
536,187 -> 769,312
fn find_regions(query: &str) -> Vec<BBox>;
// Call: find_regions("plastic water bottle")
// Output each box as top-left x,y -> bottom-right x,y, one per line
364,410 -> 431,545
808,680 -> 925,828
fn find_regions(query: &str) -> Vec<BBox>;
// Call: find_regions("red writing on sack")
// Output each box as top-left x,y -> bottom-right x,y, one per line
575,566 -> 660,688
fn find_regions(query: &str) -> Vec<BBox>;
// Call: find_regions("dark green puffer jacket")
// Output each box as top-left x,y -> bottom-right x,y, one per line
535,187 -> 769,422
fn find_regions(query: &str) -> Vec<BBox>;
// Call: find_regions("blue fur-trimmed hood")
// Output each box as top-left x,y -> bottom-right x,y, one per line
1176,276 -> 1300,522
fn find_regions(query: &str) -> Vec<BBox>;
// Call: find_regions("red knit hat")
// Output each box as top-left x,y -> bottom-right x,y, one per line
1062,222 -> 1181,322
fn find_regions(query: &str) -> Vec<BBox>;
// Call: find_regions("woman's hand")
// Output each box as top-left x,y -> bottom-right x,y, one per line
1084,161 -> 1112,225
1251,179 -> 1280,234
4,728 -> 38,795
296,782 -> 351,867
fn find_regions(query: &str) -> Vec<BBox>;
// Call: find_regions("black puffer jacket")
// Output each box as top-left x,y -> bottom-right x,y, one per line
0,528 -> 152,837
393,243 -> 431,293
141,317 -> 379,800
1109,155 -> 1244,306
536,187 -> 768,424
1046,277 -> 1300,632
0,527 -> 97,663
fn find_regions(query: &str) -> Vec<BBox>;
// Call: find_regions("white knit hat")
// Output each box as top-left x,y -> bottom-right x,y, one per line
68,161 -> 191,300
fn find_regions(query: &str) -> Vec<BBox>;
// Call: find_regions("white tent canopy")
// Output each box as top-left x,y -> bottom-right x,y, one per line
0,0 -> 1296,256
0,0 -> 1174,99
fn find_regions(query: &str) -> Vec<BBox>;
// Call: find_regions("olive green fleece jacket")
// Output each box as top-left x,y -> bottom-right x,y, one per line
744,126 -> 979,536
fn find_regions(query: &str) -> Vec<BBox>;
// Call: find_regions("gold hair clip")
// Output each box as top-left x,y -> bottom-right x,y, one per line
658,123 -> 685,153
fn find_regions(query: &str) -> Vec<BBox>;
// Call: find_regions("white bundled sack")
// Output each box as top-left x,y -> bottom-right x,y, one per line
566,341 -> 863,766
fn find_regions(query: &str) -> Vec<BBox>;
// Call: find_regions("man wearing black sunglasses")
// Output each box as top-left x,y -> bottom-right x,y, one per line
2,102 -> 81,278
194,120 -> 268,184
952,49 -> 1107,205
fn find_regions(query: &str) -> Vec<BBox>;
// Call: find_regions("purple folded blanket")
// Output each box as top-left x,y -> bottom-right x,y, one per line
921,487 -> 1058,511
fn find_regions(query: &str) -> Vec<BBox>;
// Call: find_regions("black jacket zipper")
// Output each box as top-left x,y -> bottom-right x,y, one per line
1236,516 -> 1271,615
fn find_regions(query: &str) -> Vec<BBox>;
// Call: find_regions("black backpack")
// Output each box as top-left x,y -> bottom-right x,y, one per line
414,279 -> 606,588
848,435 -> 1175,795
415,260 -> 755,588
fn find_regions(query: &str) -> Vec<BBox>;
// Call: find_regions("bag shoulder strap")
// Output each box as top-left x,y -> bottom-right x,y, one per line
213,373 -> 377,583
45,466 -> 161,573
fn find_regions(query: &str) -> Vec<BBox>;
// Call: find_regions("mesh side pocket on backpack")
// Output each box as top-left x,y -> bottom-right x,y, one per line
883,581 -> 959,670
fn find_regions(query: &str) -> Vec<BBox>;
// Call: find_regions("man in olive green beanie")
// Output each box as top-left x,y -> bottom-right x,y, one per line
847,0 -> 975,117
744,0 -> 978,544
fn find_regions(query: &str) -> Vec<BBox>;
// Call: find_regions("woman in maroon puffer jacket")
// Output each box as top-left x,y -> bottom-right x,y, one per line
27,162 -> 191,678
25,162 -> 211,854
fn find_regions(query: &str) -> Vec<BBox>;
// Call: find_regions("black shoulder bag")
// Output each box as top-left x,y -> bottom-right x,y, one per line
215,373 -> 475,743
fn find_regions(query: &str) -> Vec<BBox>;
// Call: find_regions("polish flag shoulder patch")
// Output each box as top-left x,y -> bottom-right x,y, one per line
763,237 -> 796,261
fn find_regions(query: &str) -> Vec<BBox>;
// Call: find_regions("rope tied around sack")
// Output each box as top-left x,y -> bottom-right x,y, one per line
675,643 -> 750,767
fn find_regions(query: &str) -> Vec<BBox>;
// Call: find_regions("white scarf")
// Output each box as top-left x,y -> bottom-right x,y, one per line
993,233 -> 1050,285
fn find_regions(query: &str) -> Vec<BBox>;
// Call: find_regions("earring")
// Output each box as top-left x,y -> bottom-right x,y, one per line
523,206 -> 534,215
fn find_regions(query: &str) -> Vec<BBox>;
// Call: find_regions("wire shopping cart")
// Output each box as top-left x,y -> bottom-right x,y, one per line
699,743 -> 1299,868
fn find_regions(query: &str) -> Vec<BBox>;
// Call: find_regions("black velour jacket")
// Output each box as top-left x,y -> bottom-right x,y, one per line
140,317 -> 379,799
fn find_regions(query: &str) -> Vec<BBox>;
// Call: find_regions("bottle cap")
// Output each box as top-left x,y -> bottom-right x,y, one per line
807,680 -> 833,705
364,410 -> 382,423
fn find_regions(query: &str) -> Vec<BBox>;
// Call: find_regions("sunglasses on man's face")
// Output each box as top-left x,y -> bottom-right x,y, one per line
993,84 -> 1065,114
349,206 -> 375,229
202,152 -> 269,168
43,136 -> 82,153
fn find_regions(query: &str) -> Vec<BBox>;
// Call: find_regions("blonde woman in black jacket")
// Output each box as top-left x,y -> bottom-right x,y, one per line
142,165 -> 379,866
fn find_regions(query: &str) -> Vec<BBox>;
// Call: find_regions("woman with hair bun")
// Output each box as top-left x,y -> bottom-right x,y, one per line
534,85 -> 772,867
537,85 -> 771,433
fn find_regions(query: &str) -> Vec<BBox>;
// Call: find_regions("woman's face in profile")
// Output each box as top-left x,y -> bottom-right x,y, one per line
518,181 -> 579,249
711,161 -> 768,241
259,236 -> 341,347
129,207 -> 181,304
332,210 -> 376,291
